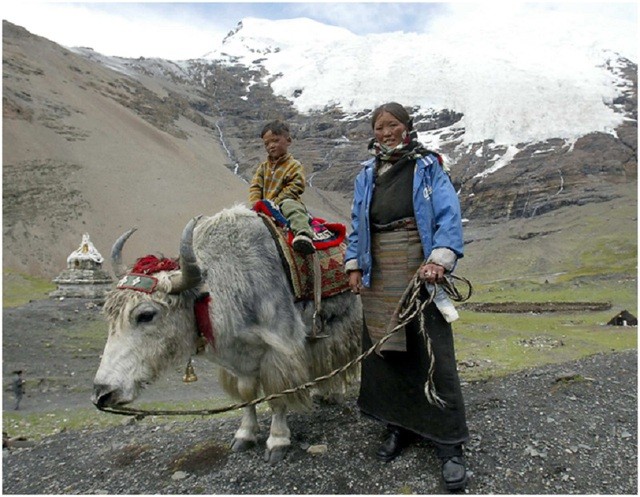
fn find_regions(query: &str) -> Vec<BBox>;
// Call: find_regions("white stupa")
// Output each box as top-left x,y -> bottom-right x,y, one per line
50,233 -> 113,300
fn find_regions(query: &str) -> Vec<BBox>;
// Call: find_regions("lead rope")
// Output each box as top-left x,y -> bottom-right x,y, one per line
97,273 -> 472,419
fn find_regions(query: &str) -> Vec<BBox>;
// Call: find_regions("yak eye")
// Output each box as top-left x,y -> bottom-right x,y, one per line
132,303 -> 160,326
136,310 -> 156,324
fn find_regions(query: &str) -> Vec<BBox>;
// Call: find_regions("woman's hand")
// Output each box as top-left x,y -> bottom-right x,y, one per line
348,270 -> 363,294
419,263 -> 445,284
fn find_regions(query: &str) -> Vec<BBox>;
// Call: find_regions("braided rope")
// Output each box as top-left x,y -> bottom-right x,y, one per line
97,273 -> 472,418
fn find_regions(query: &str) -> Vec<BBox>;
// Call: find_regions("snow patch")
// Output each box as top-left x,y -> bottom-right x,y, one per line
204,13 -> 635,150
474,145 -> 521,179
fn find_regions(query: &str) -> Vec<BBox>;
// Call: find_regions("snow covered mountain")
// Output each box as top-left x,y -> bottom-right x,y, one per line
2,18 -> 636,277
196,16 -> 636,220
205,16 -> 634,160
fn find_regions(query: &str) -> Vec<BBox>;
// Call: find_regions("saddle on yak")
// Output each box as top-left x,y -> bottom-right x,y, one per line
252,200 -> 351,340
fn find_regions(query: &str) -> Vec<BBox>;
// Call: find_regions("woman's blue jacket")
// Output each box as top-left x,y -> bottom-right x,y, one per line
345,154 -> 464,288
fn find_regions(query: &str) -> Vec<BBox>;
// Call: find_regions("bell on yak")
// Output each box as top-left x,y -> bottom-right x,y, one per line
182,358 -> 198,383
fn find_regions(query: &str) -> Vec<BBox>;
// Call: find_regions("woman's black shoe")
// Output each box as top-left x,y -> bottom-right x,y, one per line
441,455 -> 467,491
376,426 -> 407,462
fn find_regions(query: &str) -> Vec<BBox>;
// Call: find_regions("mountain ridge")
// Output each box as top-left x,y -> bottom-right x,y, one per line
2,20 -> 637,279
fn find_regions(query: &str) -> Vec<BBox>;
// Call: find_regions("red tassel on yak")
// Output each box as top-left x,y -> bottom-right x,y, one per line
194,293 -> 215,348
132,255 -> 180,275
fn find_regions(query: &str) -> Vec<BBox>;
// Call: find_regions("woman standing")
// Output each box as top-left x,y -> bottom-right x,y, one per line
345,102 -> 468,491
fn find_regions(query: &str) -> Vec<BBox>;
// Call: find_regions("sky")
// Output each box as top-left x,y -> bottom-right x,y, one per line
2,1 -> 637,60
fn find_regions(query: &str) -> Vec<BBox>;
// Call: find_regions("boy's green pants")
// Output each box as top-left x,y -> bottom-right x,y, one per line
280,199 -> 312,238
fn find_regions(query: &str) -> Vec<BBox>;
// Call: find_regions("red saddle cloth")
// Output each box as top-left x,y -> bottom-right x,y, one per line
253,203 -> 350,302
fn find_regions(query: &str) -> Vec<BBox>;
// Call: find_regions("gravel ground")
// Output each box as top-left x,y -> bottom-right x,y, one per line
4,349 -> 637,493
2,298 -> 638,494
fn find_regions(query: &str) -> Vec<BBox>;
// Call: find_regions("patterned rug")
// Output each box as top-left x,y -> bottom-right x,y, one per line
254,203 -> 350,302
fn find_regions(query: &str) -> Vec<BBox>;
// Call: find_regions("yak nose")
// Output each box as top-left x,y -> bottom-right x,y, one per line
92,384 -> 118,408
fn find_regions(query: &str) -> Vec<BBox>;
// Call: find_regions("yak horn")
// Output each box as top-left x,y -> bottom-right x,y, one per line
111,228 -> 137,279
169,216 -> 202,293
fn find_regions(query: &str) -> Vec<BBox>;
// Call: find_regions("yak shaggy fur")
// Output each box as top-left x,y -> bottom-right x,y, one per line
94,204 -> 362,463
193,205 -> 361,408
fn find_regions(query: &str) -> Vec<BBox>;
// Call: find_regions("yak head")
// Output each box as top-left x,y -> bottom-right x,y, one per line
92,217 -> 203,408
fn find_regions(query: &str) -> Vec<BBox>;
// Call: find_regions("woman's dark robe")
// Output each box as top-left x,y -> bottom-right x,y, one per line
357,157 -> 469,445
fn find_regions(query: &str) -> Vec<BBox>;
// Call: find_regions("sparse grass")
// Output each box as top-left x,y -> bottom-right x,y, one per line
59,319 -> 109,352
452,189 -> 637,380
470,273 -> 636,309
129,397 -> 269,421
578,238 -> 637,274
396,485 -> 414,494
3,407 -> 124,441
456,239 -> 636,375
459,187 -> 637,296
2,396 -> 248,441
455,309 -> 637,381
3,270 -> 56,307
455,247 -> 636,383
3,190 -> 637,442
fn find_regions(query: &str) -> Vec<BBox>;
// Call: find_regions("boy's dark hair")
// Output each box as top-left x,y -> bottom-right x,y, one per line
260,120 -> 291,138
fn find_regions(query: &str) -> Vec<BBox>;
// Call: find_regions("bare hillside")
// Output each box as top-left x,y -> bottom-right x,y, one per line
2,22 -> 350,278
2,20 -> 636,281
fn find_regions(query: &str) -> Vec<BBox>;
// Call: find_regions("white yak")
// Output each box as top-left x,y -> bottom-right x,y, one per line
92,205 -> 362,463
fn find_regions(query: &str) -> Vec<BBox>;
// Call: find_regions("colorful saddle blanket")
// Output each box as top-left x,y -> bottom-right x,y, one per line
252,200 -> 346,250
252,201 -> 350,302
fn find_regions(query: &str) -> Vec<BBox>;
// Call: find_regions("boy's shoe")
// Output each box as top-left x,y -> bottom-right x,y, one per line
292,234 -> 315,255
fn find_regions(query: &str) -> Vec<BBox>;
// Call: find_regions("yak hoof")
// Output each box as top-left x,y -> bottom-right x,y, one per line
231,438 -> 256,453
264,445 -> 289,464
312,392 -> 345,406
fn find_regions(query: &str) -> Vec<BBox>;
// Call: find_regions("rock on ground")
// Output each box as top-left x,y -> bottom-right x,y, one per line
3,350 -> 637,494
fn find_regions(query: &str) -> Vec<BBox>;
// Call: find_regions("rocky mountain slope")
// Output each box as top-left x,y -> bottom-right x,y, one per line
203,17 -> 637,221
2,20 -> 637,279
2,22 -> 352,278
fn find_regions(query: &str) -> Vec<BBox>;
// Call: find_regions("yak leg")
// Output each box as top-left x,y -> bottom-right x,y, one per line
264,398 -> 291,464
230,376 -> 260,452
